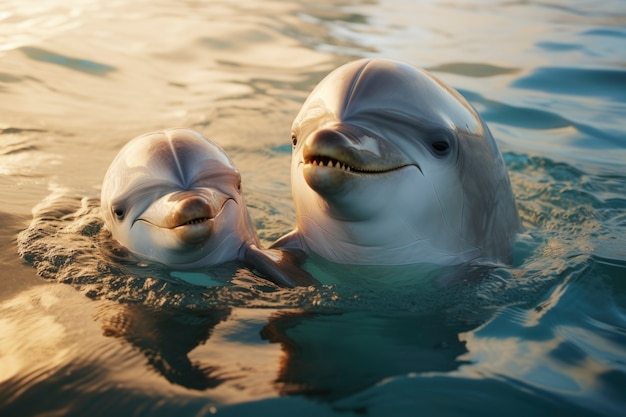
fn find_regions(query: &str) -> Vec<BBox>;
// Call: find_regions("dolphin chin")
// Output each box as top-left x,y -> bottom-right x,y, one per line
172,220 -> 213,245
273,58 -> 521,267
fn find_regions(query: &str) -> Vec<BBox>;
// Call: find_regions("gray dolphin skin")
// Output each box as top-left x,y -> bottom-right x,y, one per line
272,58 -> 520,266
101,128 -> 316,287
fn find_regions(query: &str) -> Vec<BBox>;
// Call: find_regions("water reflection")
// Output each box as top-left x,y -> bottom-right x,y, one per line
0,280 -> 484,408
261,310 -> 474,400
99,304 -> 232,390
0,284 -> 273,414
0,285 -> 77,387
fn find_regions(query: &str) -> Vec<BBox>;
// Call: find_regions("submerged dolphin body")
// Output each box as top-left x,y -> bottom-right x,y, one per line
101,128 -> 315,287
273,59 -> 520,266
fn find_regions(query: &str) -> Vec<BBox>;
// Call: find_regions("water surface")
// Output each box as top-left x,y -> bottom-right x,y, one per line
1,0 -> 625,416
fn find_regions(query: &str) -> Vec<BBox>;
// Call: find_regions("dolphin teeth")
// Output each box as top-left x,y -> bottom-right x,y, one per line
307,156 -> 359,172
184,217 -> 209,225
306,155 -> 409,174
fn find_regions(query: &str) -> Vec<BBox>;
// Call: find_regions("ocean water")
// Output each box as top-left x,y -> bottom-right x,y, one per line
1,0 -> 625,416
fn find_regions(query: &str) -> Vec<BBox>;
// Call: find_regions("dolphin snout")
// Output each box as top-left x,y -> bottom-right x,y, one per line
167,192 -> 231,246
304,129 -> 360,171
168,191 -> 230,228
172,196 -> 215,225
309,128 -> 355,148
138,189 -> 230,231
303,125 -> 410,173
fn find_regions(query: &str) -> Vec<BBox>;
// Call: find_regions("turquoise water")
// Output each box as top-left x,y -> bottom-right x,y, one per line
1,0 -> 625,416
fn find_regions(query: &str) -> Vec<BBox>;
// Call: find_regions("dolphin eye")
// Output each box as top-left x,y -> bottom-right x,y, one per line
428,130 -> 455,157
431,141 -> 449,154
113,207 -> 125,221
291,133 -> 298,147
237,180 -> 242,192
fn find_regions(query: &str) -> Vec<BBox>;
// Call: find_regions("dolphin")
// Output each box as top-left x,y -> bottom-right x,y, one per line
272,58 -> 520,266
101,128 -> 316,287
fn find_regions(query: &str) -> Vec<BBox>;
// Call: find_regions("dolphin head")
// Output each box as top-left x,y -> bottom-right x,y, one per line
101,128 -> 257,268
288,59 -> 520,265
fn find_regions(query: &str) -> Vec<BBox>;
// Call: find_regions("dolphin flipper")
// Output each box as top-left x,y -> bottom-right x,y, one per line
242,244 -> 318,288
269,229 -> 304,251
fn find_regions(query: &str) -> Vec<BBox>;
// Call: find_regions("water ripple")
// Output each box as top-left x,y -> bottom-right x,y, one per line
16,188 -> 561,318
427,62 -> 520,78
512,66 -> 626,102
20,46 -> 116,76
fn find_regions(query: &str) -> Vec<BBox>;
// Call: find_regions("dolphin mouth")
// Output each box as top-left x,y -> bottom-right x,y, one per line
301,126 -> 421,176
176,216 -> 211,227
304,154 -> 413,174
135,197 -> 235,246
170,202 -> 225,229
137,215 -> 214,230
136,197 -> 234,230
167,197 -> 234,230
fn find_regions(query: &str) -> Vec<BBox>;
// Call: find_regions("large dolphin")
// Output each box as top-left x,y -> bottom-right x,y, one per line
101,128 -> 316,287
272,58 -> 520,266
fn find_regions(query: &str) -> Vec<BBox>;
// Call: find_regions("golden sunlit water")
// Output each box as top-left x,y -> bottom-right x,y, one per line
1,1 -> 625,416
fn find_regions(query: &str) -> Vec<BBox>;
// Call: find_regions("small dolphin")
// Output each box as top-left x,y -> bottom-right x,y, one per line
272,58 -> 520,266
101,128 -> 316,287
